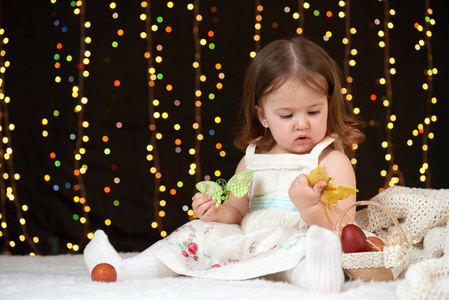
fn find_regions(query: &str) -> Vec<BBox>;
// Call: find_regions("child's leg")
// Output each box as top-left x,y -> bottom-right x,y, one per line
84,230 -> 177,281
289,225 -> 345,293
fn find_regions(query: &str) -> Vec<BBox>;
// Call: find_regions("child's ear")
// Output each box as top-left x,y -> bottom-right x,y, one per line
255,105 -> 268,128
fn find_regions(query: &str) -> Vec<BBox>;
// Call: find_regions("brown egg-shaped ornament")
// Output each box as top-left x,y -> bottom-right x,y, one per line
91,263 -> 117,282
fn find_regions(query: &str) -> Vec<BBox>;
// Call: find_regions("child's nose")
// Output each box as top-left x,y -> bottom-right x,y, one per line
295,118 -> 309,130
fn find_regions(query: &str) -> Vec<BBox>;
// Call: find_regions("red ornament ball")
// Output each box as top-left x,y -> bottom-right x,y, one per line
91,263 -> 117,282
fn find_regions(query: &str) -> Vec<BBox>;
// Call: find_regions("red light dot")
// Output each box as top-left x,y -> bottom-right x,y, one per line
114,80 -> 121,87
111,164 -> 118,171
56,43 -> 63,49
208,30 -> 214,37
419,128 -> 424,134
370,94 -> 377,101
50,152 -> 56,159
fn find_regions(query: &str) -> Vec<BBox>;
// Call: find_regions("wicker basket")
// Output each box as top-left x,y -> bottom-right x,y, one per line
334,200 -> 412,282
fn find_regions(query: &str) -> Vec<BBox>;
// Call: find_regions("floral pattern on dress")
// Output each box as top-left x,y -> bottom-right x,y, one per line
163,221 -> 305,271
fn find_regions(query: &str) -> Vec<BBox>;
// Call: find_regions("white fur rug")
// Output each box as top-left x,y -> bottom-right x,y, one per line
0,254 -> 402,300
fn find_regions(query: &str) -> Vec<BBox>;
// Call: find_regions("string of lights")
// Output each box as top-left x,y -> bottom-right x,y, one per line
0,18 -> 38,254
415,0 -> 436,187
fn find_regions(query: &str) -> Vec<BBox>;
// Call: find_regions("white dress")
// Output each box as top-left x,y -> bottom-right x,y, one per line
149,137 -> 335,280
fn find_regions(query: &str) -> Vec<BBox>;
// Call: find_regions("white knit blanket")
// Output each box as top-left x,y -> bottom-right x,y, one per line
355,186 -> 449,300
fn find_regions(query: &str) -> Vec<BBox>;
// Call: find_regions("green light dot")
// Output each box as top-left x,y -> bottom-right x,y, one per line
112,41 -> 118,48
70,1 -> 76,7
73,214 -> 80,221
66,55 -> 73,62
157,16 -> 163,23
425,16 -> 431,22
209,43 -> 215,50
55,160 -> 61,167
54,54 -> 60,60
313,10 -> 320,16
53,110 -> 60,117
157,73 -> 163,80
208,93 -> 215,100
177,181 -> 184,188
113,200 -> 120,206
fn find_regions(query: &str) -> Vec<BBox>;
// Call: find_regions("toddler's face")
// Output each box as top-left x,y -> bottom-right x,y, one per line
257,78 -> 328,155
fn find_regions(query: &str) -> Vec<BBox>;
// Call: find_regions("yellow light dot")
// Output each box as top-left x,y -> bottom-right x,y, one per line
33,237 -> 39,243
10,241 -> 15,247
192,123 -> 199,129
214,170 -> 221,177
214,117 -> 221,123
420,175 -> 426,182
20,218 -> 26,225
151,222 -> 158,228
385,154 -> 391,161
407,139 -> 413,146
351,158 -> 357,165
387,122 -> 394,129
423,145 -> 428,151
381,170 -> 387,177
105,219 -> 112,226
383,100 -> 389,107
20,235 -> 25,242
189,149 -> 196,155
161,231 -> 167,237
159,211 -> 165,217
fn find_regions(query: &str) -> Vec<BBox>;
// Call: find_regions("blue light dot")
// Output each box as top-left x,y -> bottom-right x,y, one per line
54,20 -> 60,26
65,183 -> 71,189
53,185 -> 59,191
68,76 -> 74,82
209,129 -> 215,136
61,26 -> 68,33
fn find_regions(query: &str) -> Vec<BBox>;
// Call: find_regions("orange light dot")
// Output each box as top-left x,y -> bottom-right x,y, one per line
216,82 -> 223,89
414,22 -> 420,29
149,81 -> 155,87
54,62 -> 61,68
117,29 -> 124,36
216,143 -> 222,150
144,52 -> 151,59
326,11 -> 333,17
56,43 -> 63,49
50,152 -> 56,159
165,26 -> 172,33
170,189 -> 176,195
114,80 -> 121,87
155,172 -> 162,179
175,139 -> 182,145
208,30 -> 214,37
74,169 -> 80,176
195,100 -> 202,107
166,84 -> 173,91
370,94 -> 377,101
104,186 -> 111,193
102,136 -> 109,142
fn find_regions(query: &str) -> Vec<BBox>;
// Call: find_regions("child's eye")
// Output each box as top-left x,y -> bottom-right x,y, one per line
280,114 -> 293,119
308,111 -> 320,115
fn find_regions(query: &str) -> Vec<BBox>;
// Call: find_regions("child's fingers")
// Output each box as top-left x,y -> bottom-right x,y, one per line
312,180 -> 327,195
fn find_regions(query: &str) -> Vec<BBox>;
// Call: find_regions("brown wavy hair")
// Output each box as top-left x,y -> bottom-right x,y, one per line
234,36 -> 365,153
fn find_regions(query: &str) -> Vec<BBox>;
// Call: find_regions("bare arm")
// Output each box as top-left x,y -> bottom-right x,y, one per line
192,157 -> 250,225
289,148 -> 356,230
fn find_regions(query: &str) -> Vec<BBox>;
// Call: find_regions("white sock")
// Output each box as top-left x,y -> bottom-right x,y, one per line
295,225 -> 344,293
83,230 -> 177,281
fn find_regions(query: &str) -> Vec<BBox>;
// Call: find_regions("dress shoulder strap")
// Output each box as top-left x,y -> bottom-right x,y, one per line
310,136 -> 335,156
245,143 -> 257,155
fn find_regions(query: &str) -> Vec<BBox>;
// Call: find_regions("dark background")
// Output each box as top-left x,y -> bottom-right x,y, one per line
0,0 -> 448,255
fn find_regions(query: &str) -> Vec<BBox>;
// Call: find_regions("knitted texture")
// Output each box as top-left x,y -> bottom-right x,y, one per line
353,186 -> 449,299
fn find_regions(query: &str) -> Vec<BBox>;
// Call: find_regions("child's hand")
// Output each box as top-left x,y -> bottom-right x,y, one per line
192,192 -> 221,222
288,174 -> 327,211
